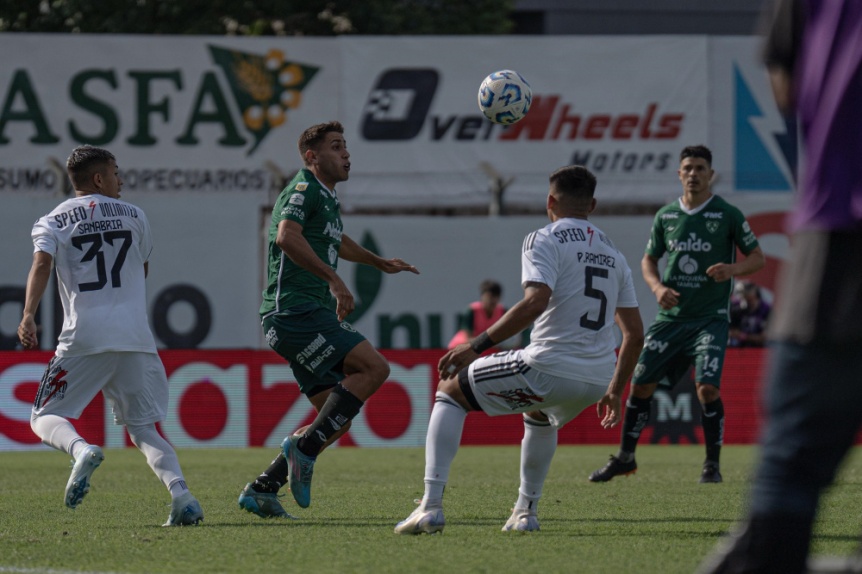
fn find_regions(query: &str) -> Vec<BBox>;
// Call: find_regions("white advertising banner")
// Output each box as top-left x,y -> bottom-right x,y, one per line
0,34 -> 750,209
0,34 -> 339,195
339,36 -> 708,207
707,36 -> 798,197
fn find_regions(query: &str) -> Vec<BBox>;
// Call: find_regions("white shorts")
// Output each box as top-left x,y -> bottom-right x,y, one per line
465,350 -> 607,428
32,352 -> 168,426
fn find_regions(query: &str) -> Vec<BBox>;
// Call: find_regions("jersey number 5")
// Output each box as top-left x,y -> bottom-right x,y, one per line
71,230 -> 133,292
580,265 -> 608,331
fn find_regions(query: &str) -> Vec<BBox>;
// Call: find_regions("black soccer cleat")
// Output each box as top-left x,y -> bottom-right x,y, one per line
589,455 -> 637,482
700,463 -> 723,484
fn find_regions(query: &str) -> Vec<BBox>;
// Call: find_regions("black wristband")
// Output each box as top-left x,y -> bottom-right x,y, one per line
470,332 -> 495,354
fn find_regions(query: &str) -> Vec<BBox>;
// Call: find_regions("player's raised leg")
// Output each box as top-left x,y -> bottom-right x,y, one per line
285,340 -> 388,508
30,356 -> 107,510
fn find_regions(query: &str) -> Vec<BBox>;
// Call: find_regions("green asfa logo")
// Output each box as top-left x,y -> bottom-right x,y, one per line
208,46 -> 319,154
0,44 -> 319,156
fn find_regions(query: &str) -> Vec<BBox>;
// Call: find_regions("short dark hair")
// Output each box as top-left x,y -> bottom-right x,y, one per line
680,145 -> 712,166
479,280 -> 502,297
66,145 -> 116,189
298,121 -> 344,164
549,165 -> 597,206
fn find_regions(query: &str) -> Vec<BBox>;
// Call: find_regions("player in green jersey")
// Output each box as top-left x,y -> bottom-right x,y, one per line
589,145 -> 765,484
238,121 -> 419,517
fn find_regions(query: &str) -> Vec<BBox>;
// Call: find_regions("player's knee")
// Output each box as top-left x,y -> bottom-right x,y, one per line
368,356 -> 390,386
347,346 -> 390,386
126,423 -> 157,448
524,410 -> 549,424
697,383 -> 720,403
437,376 -> 459,396
632,383 -> 657,399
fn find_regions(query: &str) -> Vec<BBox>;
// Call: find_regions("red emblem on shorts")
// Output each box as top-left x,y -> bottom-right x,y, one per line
40,368 -> 69,408
486,388 -> 544,410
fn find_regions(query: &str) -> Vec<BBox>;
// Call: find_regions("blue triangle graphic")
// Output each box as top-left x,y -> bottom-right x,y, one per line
734,65 -> 791,191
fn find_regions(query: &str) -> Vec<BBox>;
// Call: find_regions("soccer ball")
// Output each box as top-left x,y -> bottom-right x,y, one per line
477,70 -> 532,125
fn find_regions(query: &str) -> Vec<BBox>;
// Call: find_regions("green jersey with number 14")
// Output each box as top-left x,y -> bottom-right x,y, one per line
260,169 -> 343,316
645,195 -> 759,322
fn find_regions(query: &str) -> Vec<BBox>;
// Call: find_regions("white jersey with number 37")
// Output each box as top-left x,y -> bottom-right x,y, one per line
31,194 -> 157,357
521,218 -> 638,380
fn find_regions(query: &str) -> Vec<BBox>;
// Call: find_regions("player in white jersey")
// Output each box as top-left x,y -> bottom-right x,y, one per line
17,145 -> 203,526
395,165 -> 644,534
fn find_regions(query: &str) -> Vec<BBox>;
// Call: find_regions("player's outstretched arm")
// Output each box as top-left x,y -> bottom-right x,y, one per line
18,251 -> 53,350
597,306 -> 645,429
339,233 -> 419,275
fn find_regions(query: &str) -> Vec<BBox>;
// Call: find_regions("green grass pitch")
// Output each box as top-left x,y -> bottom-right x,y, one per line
2,445 -> 861,573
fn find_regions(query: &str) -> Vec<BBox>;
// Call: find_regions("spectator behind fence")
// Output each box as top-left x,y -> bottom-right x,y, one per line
448,280 -> 524,351
728,280 -> 771,347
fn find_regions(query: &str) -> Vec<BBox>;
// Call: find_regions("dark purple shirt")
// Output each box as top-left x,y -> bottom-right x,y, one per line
763,0 -> 862,232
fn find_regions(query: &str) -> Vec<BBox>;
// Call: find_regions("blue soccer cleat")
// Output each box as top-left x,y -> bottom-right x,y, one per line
238,483 -> 296,519
163,491 -> 204,526
282,435 -> 316,508
65,444 -> 104,509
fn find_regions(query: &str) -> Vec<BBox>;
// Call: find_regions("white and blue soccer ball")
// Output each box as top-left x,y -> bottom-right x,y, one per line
477,70 -> 532,125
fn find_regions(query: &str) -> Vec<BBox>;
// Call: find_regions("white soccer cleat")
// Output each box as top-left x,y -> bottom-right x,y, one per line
502,507 -> 540,532
163,491 -> 204,526
395,504 -> 445,535
65,445 -> 104,509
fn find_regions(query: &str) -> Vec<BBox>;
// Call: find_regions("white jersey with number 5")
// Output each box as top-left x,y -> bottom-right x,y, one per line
521,217 -> 638,380
31,194 -> 158,357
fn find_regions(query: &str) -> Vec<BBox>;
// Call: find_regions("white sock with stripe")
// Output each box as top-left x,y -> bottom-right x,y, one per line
515,415 -> 557,512
422,391 -> 467,508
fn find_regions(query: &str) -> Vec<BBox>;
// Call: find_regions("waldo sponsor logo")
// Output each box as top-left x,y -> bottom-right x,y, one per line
668,233 -> 712,253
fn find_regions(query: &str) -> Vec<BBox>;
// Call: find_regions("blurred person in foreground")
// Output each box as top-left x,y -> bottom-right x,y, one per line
588,145 -> 764,485
238,121 -> 419,518
395,165 -> 644,534
698,1 -> 862,572
18,145 -> 203,526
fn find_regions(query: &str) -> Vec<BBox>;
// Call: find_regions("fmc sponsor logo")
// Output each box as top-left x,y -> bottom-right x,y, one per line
361,68 -> 686,176
0,45 -> 319,156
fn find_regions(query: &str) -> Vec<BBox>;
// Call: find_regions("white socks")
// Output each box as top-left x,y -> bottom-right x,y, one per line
422,391 -> 467,507
32,415 -> 189,499
515,415 -> 557,513
127,424 -> 189,498
31,413 -> 87,458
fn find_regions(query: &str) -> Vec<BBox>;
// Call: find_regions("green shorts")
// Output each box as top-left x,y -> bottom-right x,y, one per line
631,317 -> 729,388
261,303 -> 366,395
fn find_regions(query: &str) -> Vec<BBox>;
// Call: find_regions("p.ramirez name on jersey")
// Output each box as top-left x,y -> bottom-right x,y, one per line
577,251 -> 616,268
